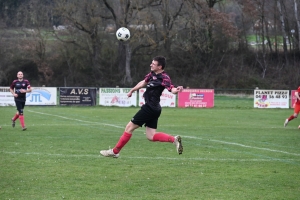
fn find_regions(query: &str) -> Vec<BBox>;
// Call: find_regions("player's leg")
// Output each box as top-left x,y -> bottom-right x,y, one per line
99,121 -> 139,158
114,105 -> 151,153
145,111 -> 183,154
148,128 -> 183,155
284,105 -> 300,127
113,121 -> 139,153
148,128 -> 174,142
11,102 -> 20,128
18,102 -> 26,130
100,107 -> 145,158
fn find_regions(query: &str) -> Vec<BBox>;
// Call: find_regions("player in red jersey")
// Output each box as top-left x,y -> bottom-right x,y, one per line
10,71 -> 32,130
100,56 -> 184,158
284,86 -> 300,127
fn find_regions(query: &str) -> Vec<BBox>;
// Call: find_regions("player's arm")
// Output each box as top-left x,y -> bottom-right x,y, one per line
9,82 -> 19,97
295,91 -> 300,101
21,80 -> 32,93
127,80 -> 147,97
163,75 -> 183,94
171,86 -> 183,94
20,86 -> 32,93
25,86 -> 32,93
10,88 -> 14,94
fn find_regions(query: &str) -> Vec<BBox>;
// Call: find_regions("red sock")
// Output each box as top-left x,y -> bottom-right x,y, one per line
113,132 -> 132,154
19,115 -> 25,128
12,114 -> 19,121
288,116 -> 295,121
152,132 -> 174,143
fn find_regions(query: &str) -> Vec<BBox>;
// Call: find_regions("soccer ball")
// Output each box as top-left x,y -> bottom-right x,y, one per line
298,125 -> 300,129
116,27 -> 130,42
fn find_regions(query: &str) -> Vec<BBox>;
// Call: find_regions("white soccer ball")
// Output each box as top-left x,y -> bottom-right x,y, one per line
298,125 -> 300,129
116,27 -> 130,42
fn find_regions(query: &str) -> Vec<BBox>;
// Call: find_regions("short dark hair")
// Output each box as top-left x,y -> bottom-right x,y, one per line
153,56 -> 166,69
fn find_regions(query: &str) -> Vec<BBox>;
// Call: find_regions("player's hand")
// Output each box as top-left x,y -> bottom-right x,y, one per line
20,89 -> 26,93
176,86 -> 183,92
127,92 -> 132,98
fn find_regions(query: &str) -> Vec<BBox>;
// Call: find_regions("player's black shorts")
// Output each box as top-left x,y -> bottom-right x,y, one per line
131,104 -> 161,129
15,101 -> 25,113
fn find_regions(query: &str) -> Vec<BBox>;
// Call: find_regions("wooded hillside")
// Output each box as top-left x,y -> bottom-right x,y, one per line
0,0 -> 299,89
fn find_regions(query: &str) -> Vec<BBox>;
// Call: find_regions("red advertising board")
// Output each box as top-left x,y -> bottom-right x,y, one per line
291,90 -> 296,108
178,89 -> 214,108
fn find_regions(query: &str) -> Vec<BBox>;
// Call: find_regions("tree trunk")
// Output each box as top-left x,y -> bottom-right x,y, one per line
277,0 -> 289,65
294,0 -> 300,51
123,43 -> 132,85
273,1 -> 278,55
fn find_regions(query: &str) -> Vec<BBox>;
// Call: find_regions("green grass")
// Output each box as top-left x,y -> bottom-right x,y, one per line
1,96 -> 300,200
247,34 -> 289,43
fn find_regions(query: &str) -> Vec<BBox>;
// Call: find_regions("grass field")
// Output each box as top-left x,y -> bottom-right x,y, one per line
1,96 -> 300,200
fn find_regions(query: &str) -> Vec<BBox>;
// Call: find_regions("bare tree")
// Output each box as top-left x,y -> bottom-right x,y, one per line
277,0 -> 289,65
293,0 -> 300,51
102,0 -> 133,85
102,0 -> 186,85
52,0 -> 114,85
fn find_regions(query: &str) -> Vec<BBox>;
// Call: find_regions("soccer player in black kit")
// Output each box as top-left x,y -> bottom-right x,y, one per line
10,71 -> 32,131
100,56 -> 184,158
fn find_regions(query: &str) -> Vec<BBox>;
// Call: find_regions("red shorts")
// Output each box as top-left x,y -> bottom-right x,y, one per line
294,103 -> 300,114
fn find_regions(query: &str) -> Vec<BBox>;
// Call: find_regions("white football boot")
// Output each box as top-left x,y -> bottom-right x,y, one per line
100,148 -> 119,158
284,119 -> 289,127
174,136 -> 183,155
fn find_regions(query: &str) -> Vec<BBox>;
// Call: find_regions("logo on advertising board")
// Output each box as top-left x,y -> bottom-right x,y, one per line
99,88 -> 136,107
27,89 -> 51,102
190,93 -> 204,100
254,95 -> 270,108
26,87 -> 57,105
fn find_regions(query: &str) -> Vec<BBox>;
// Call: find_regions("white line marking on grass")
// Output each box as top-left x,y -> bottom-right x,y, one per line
28,110 -> 124,129
185,136 -> 300,156
1,151 -> 298,162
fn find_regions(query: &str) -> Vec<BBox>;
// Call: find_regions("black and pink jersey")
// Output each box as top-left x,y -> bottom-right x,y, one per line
143,71 -> 174,110
10,79 -> 31,102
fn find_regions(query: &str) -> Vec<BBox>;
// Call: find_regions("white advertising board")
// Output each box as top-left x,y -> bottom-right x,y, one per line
99,88 -> 137,107
254,89 -> 289,108
0,87 -> 57,106
26,87 -> 57,105
0,87 -> 15,106
138,88 -> 176,107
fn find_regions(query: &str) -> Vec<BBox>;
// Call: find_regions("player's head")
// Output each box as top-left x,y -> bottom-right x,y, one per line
17,71 -> 24,80
153,56 -> 166,69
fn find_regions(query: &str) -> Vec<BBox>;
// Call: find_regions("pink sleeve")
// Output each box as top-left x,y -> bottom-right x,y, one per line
144,72 -> 152,83
10,80 -> 16,89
